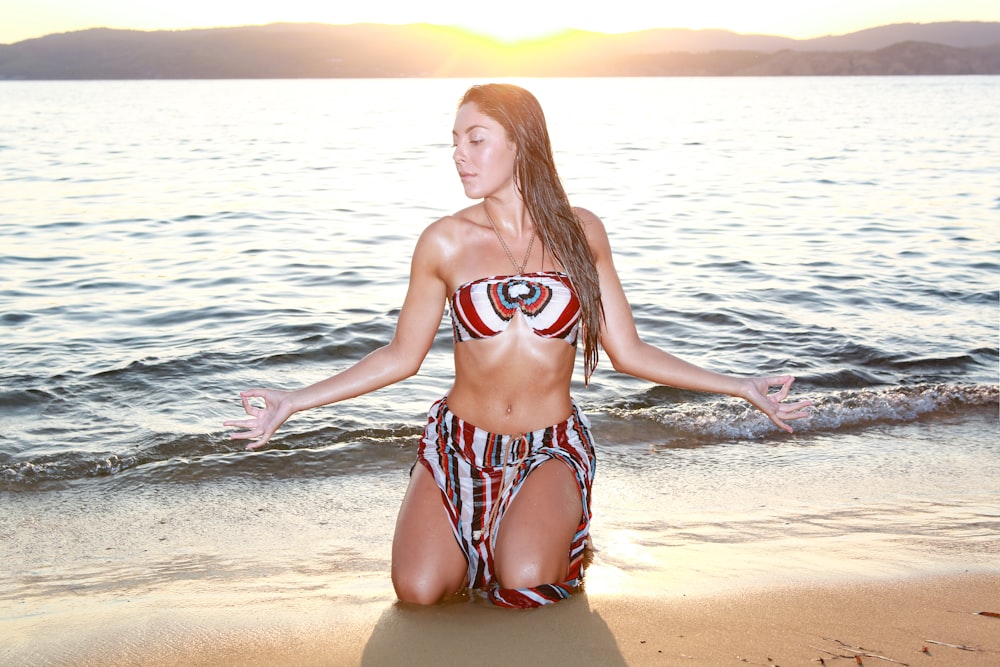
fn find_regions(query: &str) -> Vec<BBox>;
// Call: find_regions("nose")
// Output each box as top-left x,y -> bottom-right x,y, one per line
452,142 -> 465,164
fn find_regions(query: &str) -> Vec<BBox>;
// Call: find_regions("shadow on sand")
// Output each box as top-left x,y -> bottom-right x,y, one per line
361,592 -> 626,666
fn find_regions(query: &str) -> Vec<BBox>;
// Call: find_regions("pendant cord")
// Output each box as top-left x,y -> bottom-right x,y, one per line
484,205 -> 535,274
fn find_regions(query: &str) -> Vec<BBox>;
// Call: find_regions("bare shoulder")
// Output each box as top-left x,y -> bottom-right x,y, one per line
572,206 -> 612,257
414,207 -> 481,267
423,205 -> 480,239
418,211 -> 464,245
572,205 -> 600,224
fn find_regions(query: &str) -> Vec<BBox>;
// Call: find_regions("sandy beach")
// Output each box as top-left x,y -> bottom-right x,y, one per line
6,573 -> 992,666
4,414 -> 998,666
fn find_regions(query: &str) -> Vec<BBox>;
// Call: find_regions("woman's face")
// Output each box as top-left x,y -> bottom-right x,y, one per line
452,102 -> 518,200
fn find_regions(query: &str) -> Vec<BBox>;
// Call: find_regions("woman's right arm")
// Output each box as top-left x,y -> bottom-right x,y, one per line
224,222 -> 450,450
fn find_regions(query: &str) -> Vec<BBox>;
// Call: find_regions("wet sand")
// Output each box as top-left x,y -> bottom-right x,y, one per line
4,416 -> 997,665
13,573 -> 994,666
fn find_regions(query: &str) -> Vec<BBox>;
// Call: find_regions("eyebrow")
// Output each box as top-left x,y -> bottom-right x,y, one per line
452,123 -> 490,136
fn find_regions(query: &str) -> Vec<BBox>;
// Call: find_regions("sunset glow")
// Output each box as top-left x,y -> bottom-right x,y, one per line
3,0 -> 999,44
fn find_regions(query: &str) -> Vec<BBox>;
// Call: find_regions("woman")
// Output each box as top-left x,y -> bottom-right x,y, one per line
225,84 -> 811,608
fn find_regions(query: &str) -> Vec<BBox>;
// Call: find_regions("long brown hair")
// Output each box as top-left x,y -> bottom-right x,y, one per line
460,84 -> 604,383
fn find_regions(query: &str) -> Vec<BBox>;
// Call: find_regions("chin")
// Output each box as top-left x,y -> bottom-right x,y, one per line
461,185 -> 483,199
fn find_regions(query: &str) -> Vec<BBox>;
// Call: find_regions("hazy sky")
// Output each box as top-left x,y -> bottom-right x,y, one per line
3,0 -> 998,44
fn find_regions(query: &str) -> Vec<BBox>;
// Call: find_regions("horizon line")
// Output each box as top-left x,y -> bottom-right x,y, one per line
6,18 -> 998,47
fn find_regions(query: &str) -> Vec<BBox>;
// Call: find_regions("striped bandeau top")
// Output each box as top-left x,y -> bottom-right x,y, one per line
450,272 -> 581,346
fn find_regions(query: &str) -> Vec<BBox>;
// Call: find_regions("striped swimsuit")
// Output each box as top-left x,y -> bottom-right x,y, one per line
415,397 -> 596,608
413,271 -> 594,607
450,271 -> 581,345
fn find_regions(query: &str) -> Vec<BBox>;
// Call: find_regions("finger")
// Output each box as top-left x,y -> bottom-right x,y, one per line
774,400 -> 812,426
768,375 -> 793,401
240,393 -> 261,416
223,418 -> 258,429
776,401 -> 813,418
771,415 -> 794,433
246,437 -> 270,451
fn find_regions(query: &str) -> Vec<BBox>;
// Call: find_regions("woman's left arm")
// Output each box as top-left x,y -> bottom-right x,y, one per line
579,208 -> 811,433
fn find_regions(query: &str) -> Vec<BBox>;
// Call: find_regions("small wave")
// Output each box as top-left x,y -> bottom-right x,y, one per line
0,312 -> 33,325
3,383 -> 995,490
797,343 -> 998,387
800,383 -> 998,430
0,432 -> 228,489
0,387 -> 56,409
607,383 -> 998,443
0,420 -> 422,490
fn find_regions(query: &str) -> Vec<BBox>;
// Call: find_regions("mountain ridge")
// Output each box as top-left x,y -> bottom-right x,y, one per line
1,21 -> 998,79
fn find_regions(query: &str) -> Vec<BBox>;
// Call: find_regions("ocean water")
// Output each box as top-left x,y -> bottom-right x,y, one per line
1,77 -> 998,649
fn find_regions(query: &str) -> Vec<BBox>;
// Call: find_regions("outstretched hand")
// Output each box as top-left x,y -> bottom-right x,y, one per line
223,389 -> 294,450
740,375 -> 812,433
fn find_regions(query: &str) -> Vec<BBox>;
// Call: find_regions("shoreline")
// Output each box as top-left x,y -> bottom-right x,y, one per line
4,415 -> 997,665
8,572 -> 995,666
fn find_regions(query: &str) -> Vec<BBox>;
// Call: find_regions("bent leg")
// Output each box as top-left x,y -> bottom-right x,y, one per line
391,465 -> 468,605
492,460 -> 584,600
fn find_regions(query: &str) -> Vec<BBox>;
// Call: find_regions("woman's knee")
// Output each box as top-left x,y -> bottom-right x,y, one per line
495,555 -> 567,591
391,569 -> 462,606
494,461 -> 581,589
391,466 -> 467,604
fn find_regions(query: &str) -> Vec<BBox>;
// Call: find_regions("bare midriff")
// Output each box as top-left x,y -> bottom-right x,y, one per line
447,313 -> 577,435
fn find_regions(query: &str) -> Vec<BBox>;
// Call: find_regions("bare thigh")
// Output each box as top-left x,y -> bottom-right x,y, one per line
390,464 -> 468,605
493,460 -> 583,590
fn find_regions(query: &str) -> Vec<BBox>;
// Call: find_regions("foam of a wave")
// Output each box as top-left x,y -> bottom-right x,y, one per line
609,383 -> 998,441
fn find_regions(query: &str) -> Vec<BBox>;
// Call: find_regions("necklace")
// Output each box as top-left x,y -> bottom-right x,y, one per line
484,205 -> 536,274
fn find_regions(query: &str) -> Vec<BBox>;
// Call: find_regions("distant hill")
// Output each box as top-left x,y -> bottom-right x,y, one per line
801,21 -> 1000,51
603,21 -> 1000,53
1,21 -> 998,79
